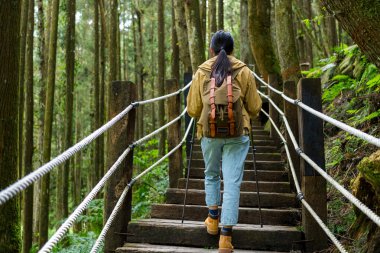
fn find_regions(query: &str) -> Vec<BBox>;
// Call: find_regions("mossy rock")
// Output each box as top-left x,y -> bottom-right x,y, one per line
338,53 -> 355,77
357,149 -> 380,194
353,55 -> 366,79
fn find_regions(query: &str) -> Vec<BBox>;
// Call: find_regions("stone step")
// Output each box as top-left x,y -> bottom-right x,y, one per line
177,179 -> 291,193
151,204 -> 300,226
126,219 -> 303,251
190,159 -> 285,171
191,151 -> 282,161
166,189 -> 297,208
117,243 -> 287,253
189,168 -> 288,182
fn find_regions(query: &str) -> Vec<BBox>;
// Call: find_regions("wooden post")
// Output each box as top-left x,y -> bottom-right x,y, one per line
268,74 -> 281,144
183,72 -> 193,158
297,78 -> 327,252
104,81 -> 136,252
167,79 -> 183,188
283,81 -> 300,191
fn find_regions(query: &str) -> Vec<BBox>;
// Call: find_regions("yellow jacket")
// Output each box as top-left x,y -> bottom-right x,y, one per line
187,55 -> 262,139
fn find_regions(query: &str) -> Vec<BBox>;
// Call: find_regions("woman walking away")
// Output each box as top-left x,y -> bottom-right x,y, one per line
187,30 -> 262,253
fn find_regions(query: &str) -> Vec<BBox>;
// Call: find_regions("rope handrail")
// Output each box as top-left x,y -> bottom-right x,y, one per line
260,109 -> 347,252
258,90 -> 380,227
38,108 -> 189,253
90,118 -> 195,253
0,81 -> 192,206
252,71 -> 380,147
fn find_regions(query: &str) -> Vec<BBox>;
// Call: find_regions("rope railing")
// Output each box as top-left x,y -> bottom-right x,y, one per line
260,109 -> 347,253
257,89 -> 380,227
252,71 -> 380,147
90,118 -> 195,253
38,108 -> 188,253
0,81 -> 191,206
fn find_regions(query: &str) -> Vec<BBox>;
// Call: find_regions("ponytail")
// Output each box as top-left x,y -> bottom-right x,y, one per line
210,31 -> 234,86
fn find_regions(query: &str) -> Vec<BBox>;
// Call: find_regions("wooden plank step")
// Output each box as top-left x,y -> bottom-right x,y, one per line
189,168 -> 289,182
151,204 -> 300,226
191,151 -> 282,161
177,179 -> 291,193
117,243 -> 287,253
126,219 -> 303,251
191,145 -> 278,153
193,139 -> 276,149
191,159 -> 285,171
166,189 -> 297,208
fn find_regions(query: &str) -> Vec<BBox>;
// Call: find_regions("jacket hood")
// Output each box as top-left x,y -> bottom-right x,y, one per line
198,55 -> 246,73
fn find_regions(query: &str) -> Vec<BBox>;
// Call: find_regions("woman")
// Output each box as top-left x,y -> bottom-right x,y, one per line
187,30 -> 262,252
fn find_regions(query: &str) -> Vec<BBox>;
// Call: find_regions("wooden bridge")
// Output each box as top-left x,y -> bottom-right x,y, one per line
0,74 -> 379,253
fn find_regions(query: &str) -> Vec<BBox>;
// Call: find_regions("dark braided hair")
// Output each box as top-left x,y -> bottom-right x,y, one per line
210,30 -> 234,86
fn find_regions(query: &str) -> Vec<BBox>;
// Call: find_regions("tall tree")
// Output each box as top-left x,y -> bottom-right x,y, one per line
158,0 -> 166,156
0,0 -> 22,252
73,96 -> 82,232
22,0 -> 35,252
39,0 -> 60,247
172,0 -> 180,82
93,0 -> 100,186
217,0 -> 224,30
248,0 -> 280,80
184,0 -> 205,73
321,0 -> 380,68
57,0 -> 75,222
240,0 -> 254,65
199,0 -> 207,47
173,0 -> 192,72
303,0 -> 313,65
99,0 -> 106,178
135,3 -> 144,139
109,0 -> 118,84
19,0 -> 29,181
274,0 -> 301,83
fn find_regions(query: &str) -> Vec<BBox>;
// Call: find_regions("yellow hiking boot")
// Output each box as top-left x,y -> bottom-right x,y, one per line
219,232 -> 233,253
204,215 -> 219,235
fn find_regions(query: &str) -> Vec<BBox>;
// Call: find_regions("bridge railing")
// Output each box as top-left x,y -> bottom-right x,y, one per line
0,78 -> 192,252
253,72 -> 380,253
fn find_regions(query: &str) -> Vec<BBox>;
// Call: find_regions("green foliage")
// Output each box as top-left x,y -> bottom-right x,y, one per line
322,75 -> 355,102
132,138 -> 169,219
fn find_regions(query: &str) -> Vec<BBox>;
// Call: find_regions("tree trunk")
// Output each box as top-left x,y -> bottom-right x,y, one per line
199,0 -> 207,47
33,0 -> 46,242
135,6 -> 144,138
99,0 -> 106,179
94,0 -> 100,186
240,0 -> 254,65
303,0 -> 313,65
39,0 -> 60,247
19,0 -> 29,184
109,0 -> 118,84
321,0 -> 380,68
184,0 -> 205,73
217,0 -> 223,30
158,0 -> 166,156
57,0 -> 75,223
208,0 -> 217,58
22,0 -> 34,252
172,0 -> 180,82
173,1 -> 192,73
248,0 -> 280,80
0,1 -> 22,252
274,0 -> 301,83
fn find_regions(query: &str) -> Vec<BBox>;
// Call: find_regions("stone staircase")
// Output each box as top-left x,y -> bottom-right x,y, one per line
117,121 -> 303,252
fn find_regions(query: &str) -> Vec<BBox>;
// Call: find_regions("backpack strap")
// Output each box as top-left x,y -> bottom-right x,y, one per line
209,78 -> 216,137
226,75 -> 235,136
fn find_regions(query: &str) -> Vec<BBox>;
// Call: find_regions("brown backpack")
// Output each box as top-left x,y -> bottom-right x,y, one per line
199,69 -> 244,138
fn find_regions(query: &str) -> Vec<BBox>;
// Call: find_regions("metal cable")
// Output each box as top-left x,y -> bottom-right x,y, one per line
258,92 -> 380,226
90,118 -> 194,253
39,110 -> 190,253
0,104 -> 133,205
0,81 -> 192,206
253,71 -> 380,147
260,109 -> 347,253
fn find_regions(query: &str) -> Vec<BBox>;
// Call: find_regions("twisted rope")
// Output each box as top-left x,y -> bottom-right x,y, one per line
260,109 -> 347,253
253,71 -> 380,147
39,108 -> 188,253
0,81 -> 192,206
90,118 -> 194,253
258,91 -> 380,226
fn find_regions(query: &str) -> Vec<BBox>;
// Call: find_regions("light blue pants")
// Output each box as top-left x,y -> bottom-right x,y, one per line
201,135 -> 250,226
